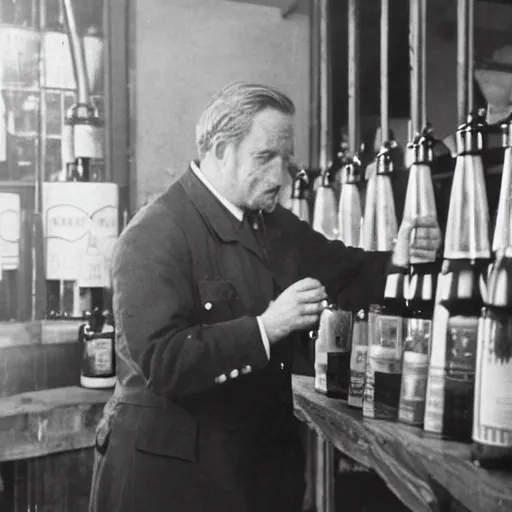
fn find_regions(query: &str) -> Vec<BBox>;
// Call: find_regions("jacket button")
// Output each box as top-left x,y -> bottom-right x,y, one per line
241,365 -> 252,375
229,369 -> 239,379
280,362 -> 284,370
204,302 -> 212,310
215,374 -> 227,384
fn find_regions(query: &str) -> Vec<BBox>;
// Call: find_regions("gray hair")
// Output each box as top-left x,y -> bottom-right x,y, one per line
195,82 -> 295,160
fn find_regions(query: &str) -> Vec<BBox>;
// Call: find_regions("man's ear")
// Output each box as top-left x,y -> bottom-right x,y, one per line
212,135 -> 228,161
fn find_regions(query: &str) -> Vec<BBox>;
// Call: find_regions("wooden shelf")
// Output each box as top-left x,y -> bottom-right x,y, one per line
0,386 -> 111,462
292,375 -> 512,512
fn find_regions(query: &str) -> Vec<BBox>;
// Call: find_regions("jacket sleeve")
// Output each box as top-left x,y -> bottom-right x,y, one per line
294,217 -> 392,311
112,206 -> 269,402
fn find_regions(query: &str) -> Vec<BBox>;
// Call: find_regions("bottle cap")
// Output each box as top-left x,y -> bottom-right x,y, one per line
376,142 -> 394,175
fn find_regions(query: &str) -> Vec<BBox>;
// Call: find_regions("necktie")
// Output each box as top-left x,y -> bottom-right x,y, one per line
244,210 -> 267,260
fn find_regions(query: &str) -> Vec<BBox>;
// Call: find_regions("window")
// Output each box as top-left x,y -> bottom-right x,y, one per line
0,0 -> 130,328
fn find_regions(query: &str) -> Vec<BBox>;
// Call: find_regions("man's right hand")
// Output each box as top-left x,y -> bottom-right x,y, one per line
260,278 -> 328,344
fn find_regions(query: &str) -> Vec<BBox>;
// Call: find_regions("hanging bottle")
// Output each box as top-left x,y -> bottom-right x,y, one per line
80,307 -> 116,389
312,166 -> 338,240
472,249 -> 512,469
363,142 -> 404,421
337,155 -> 363,248
290,169 -> 310,223
314,303 -> 353,399
398,126 -> 441,426
424,110 -> 491,441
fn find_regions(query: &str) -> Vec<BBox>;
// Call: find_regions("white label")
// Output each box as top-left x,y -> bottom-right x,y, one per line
349,345 -> 367,408
43,182 -> 119,286
0,193 -> 20,270
424,367 -> 445,433
474,316 -> 512,446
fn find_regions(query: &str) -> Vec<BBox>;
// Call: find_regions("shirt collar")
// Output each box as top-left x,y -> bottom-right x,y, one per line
190,161 -> 244,222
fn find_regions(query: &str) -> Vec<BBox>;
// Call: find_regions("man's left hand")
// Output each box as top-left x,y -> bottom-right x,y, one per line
392,215 -> 442,267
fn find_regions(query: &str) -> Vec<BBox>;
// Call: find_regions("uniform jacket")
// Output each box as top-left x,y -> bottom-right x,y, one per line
89,165 -> 391,512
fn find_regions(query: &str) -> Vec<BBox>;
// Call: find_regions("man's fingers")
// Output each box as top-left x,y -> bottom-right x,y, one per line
300,302 -> 326,316
291,277 -> 324,292
297,287 -> 328,304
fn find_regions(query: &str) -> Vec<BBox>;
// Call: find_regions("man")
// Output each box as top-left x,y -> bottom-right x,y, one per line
89,82 -> 440,512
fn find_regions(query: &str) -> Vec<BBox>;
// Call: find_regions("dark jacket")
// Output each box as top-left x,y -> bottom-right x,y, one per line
89,166 -> 390,512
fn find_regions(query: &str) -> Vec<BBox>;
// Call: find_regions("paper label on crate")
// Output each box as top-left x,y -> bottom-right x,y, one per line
474,317 -> 512,446
399,351 -> 429,425
43,182 -> 118,286
0,193 -> 20,270
348,345 -> 367,407
424,366 -> 445,433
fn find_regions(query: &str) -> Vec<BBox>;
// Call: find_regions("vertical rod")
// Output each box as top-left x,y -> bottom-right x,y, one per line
348,0 -> 359,155
457,0 -> 472,124
380,0 -> 389,142
309,0 -> 321,169
325,441 -> 335,512
420,0 -> 427,127
467,0 -> 474,113
409,0 -> 420,136
316,435 -> 326,512
319,0 -> 331,170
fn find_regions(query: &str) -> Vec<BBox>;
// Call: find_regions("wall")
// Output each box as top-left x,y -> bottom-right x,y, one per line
132,0 -> 310,208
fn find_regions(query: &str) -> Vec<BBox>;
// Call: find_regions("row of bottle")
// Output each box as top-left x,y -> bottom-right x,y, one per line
302,110 -> 512,470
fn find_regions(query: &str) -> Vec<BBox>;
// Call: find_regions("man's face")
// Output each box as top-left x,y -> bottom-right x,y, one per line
225,108 -> 294,212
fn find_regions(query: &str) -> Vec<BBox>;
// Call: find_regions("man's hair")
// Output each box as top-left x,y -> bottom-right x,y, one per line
195,82 -> 295,160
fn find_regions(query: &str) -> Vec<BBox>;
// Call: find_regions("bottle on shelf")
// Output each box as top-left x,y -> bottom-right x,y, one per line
290,169 -> 310,223
337,155 -> 363,248
314,303 -> 353,399
398,125 -> 441,427
362,142 -> 404,421
80,307 -> 116,389
348,308 -> 368,408
312,166 -> 338,240
424,110 -> 491,441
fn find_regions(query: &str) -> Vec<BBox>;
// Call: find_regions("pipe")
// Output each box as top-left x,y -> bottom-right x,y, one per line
380,0 -> 389,142
310,0 -> 321,169
457,0 -> 474,124
420,0 -> 427,127
348,0 -> 360,155
63,0 -> 90,104
319,0 -> 331,170
409,0 -> 420,135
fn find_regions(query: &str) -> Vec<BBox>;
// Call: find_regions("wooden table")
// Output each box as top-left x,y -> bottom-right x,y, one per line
292,375 -> 512,512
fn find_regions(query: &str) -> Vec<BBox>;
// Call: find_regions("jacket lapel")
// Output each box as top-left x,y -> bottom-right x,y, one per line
179,166 -> 267,264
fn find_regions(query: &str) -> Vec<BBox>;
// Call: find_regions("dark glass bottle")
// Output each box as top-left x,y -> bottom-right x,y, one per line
80,307 -> 116,389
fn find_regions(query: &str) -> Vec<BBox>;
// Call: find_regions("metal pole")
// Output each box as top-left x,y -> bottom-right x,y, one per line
319,0 -> 331,170
348,0 -> 359,155
310,0 -> 321,169
420,0 -> 427,127
409,0 -> 420,136
380,0 -> 389,142
316,435 -> 326,512
325,441 -> 335,512
457,0 -> 474,124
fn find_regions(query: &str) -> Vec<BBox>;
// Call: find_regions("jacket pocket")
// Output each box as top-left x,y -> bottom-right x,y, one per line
135,407 -> 198,463
197,280 -> 238,324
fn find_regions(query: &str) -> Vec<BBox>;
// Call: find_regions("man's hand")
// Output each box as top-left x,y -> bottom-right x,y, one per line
260,278 -> 328,344
393,215 -> 442,267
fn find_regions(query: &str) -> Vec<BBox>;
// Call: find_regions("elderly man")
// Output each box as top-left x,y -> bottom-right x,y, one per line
89,82 -> 440,512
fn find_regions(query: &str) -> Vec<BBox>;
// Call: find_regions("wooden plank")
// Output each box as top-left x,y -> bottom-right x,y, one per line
292,375 -> 512,512
0,387 -> 111,462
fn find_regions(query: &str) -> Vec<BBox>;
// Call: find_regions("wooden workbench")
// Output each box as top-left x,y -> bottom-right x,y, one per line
292,375 -> 512,512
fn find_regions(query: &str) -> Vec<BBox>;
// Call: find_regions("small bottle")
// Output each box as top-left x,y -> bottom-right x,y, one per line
80,308 -> 116,389
314,304 -> 353,399
472,249 -> 512,469
348,309 -> 368,408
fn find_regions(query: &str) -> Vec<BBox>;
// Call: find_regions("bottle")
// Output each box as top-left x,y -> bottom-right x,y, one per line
337,155 -> 363,248
424,110 -> 491,441
363,143 -> 404,420
80,307 -> 116,389
472,249 -> 512,469
312,167 -> 338,240
314,304 -> 353,399
398,126 -> 441,426
348,308 -> 368,408
290,169 -> 310,223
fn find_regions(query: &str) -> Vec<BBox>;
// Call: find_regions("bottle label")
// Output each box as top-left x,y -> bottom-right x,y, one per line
349,345 -> 367,408
424,316 -> 478,437
84,337 -> 114,376
473,315 -> 512,446
399,318 -> 431,425
315,364 -> 327,394
399,351 -> 429,425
